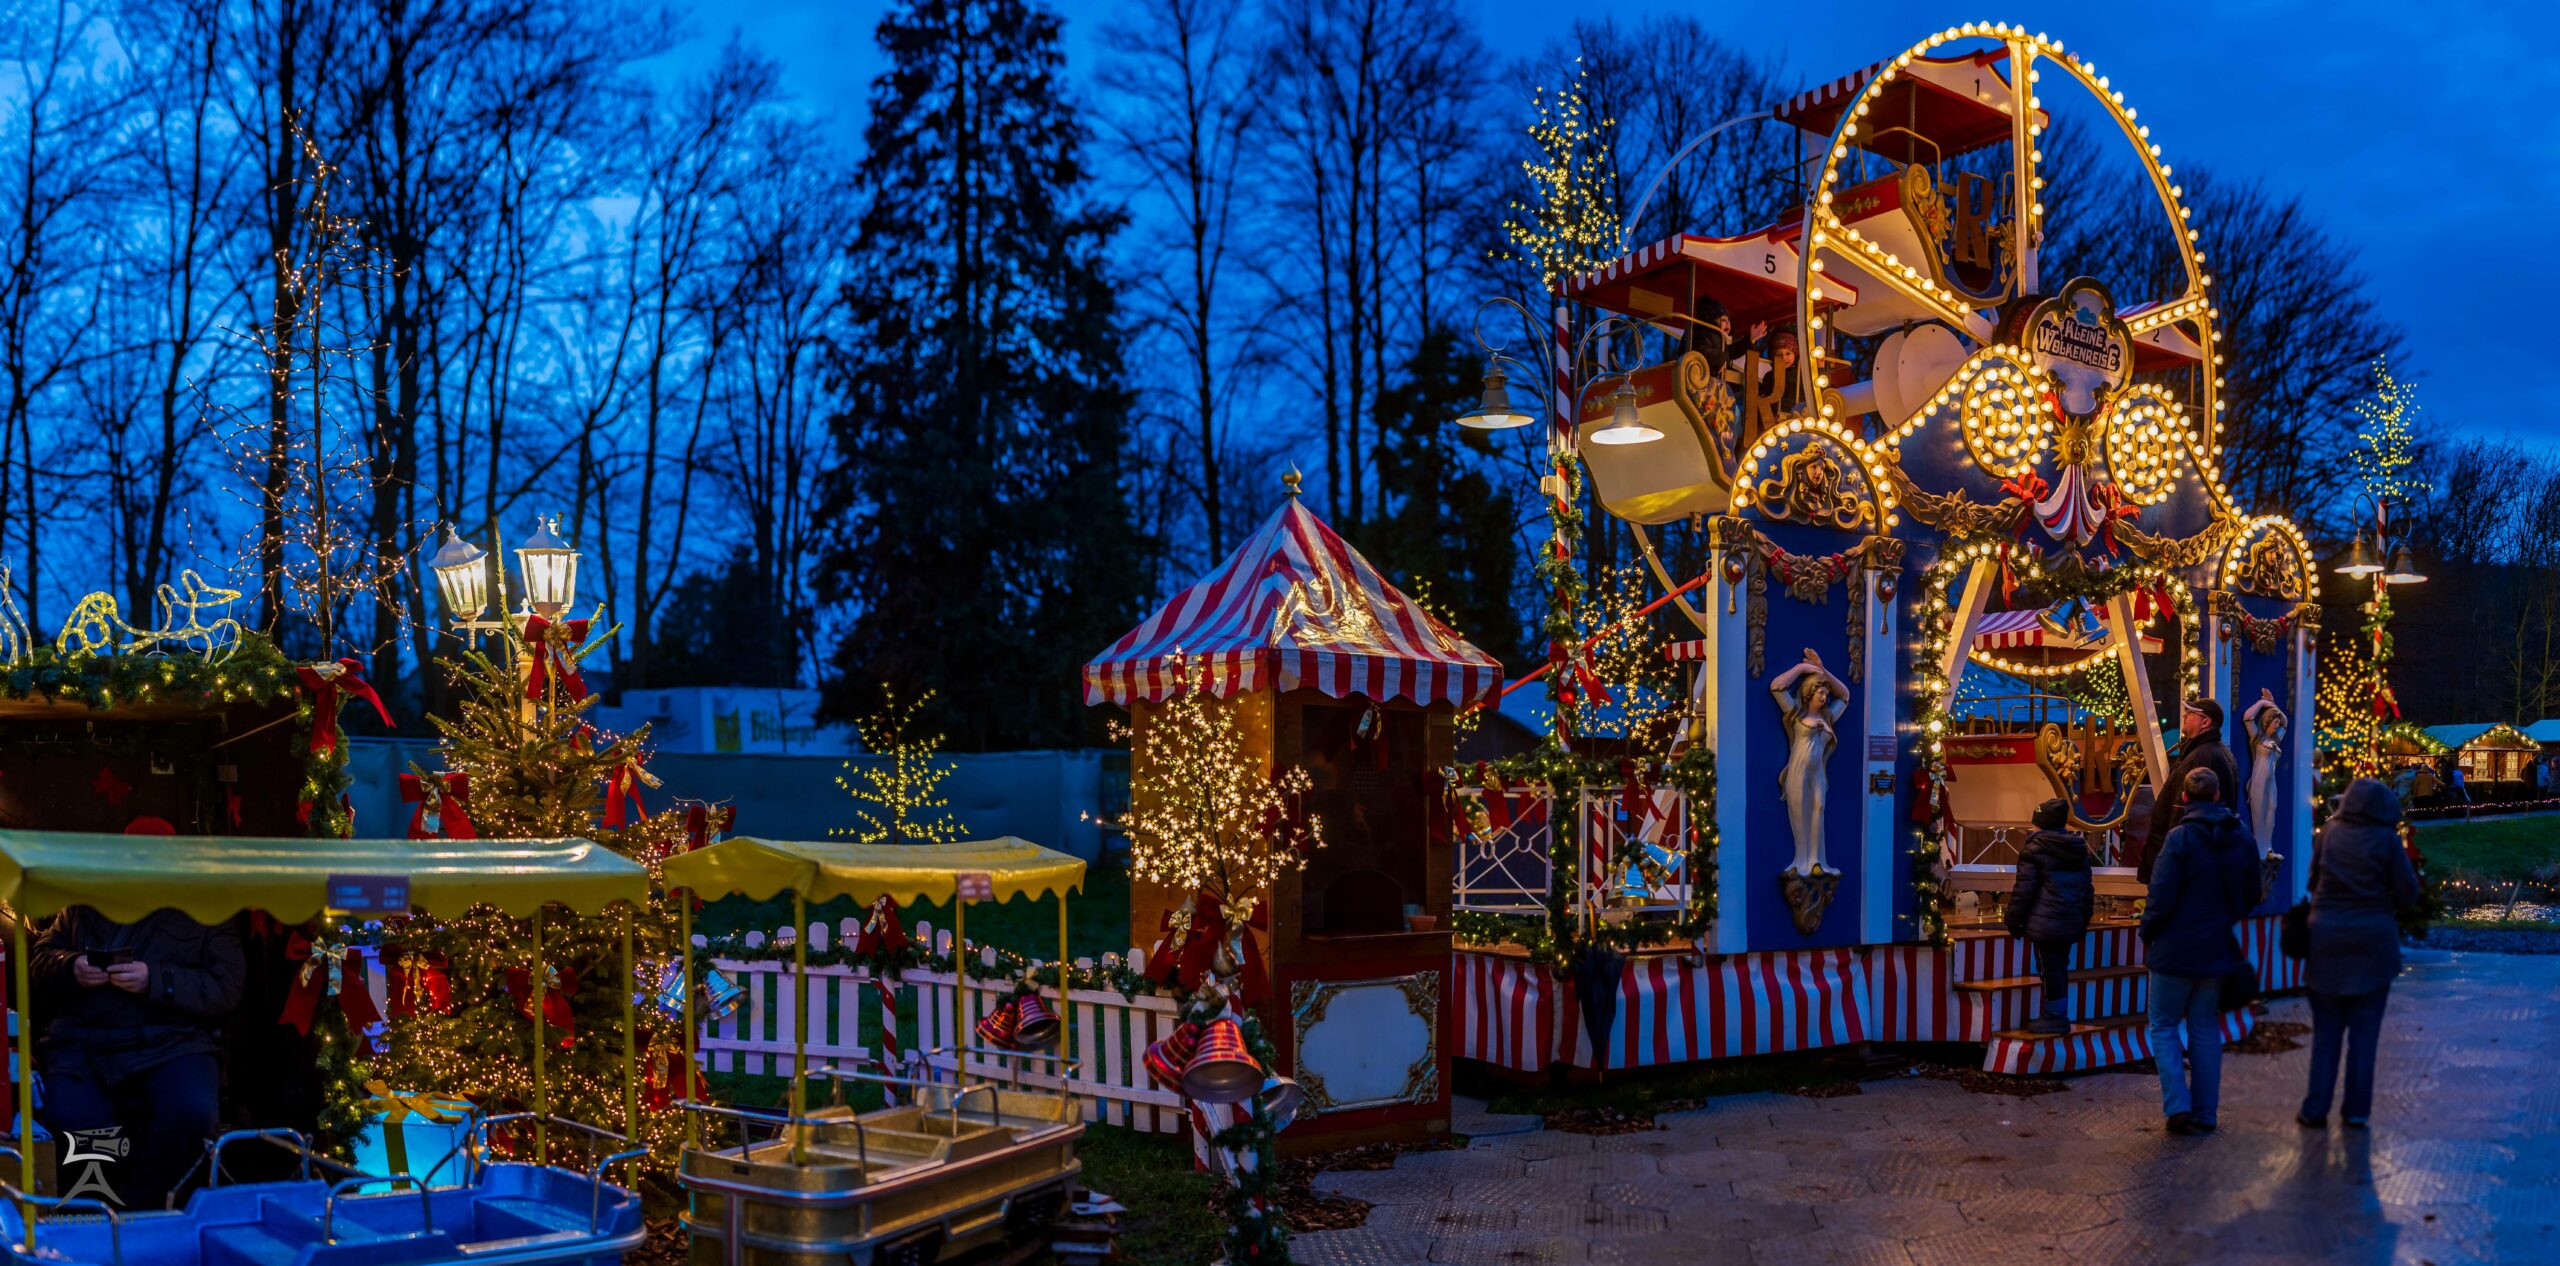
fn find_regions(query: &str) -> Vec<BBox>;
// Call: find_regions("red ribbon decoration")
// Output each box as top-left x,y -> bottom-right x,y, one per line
1551,641 -> 1614,708
400,772 -> 476,840
383,951 -> 453,1019
682,804 -> 737,852
298,659 -> 395,756
851,895 -> 910,958
505,963 -> 580,1049
642,1039 -> 707,1111
522,618 -> 591,702
601,758 -> 653,828
1148,892 -> 1268,1006
278,936 -> 381,1037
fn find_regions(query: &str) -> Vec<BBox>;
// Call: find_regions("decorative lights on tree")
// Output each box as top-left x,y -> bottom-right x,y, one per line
834,686 -> 967,845
2319,358 -> 2429,780
1110,655 -> 1324,919
1498,58 -> 1625,292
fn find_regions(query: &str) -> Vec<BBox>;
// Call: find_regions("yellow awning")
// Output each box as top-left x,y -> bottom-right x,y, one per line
661,837 -> 1085,906
0,831 -> 649,924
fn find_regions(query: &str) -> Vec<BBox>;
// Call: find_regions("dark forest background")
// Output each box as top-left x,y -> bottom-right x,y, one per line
0,0 -> 2524,744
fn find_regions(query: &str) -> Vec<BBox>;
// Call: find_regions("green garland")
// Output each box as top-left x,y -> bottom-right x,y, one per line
1447,740 -> 1718,969
1179,984 -> 1288,1263
1910,540 -> 2201,944
696,930 -> 1157,999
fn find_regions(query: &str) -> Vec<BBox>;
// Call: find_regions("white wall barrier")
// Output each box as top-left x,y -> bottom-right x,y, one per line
697,918 -> 1188,1134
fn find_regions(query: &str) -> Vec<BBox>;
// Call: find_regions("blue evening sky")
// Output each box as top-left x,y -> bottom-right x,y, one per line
663,0 -> 2555,441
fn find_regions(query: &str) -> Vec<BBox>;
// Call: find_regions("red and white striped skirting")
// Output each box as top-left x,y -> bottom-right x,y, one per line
1453,946 -> 1869,1073
1983,1008 -> 2256,1077
1453,915 -> 2297,1074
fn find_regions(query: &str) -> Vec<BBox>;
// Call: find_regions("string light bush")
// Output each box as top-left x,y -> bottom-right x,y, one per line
1108,654 -> 1325,916
834,686 -> 966,845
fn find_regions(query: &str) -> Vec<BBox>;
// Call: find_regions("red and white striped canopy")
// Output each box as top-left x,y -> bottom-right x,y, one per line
1082,497 -> 1503,708
1973,607 -> 2162,653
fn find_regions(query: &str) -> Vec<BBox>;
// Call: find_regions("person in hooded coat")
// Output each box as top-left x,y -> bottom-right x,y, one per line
2140,765 -> 2261,1136
2007,797 -> 2095,1035
2298,777 -> 2422,1129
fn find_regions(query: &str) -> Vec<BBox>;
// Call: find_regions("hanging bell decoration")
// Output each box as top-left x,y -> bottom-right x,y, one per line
974,997 -> 1022,1049
1142,1023 -> 1199,1091
1011,993 -> 1061,1048
1181,1018 -> 1262,1103
1256,1075 -> 1305,1133
699,968 -> 746,1022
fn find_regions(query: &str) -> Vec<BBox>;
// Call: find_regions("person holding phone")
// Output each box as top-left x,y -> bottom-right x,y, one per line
30,905 -> 246,1209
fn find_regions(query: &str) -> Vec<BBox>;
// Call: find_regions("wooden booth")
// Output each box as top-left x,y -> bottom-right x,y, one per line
1084,492 -> 1502,1153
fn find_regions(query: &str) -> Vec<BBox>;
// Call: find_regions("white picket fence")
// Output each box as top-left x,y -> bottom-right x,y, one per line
697,919 -> 1190,1133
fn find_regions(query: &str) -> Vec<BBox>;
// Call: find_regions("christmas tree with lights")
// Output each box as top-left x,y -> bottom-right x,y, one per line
362,642 -> 693,1165
2317,359 -> 2427,782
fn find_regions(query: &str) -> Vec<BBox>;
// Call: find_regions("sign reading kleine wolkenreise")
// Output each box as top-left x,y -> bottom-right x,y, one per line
2025,277 -> 2133,416
327,873 -> 410,914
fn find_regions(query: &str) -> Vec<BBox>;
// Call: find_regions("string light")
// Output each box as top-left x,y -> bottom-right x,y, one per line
1499,58 -> 1626,291
833,687 -> 965,845
1104,653 -> 1324,920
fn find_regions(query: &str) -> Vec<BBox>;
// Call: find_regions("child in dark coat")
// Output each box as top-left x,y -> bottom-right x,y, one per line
2007,798 -> 2096,1035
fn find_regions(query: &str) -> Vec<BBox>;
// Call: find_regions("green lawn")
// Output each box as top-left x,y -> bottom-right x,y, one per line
2415,815 -> 2560,884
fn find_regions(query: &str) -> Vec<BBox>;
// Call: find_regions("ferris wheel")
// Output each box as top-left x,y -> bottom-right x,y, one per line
1555,21 -> 2305,637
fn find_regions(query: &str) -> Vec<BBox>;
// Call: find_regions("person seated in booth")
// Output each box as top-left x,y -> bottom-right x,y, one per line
31,905 -> 246,1209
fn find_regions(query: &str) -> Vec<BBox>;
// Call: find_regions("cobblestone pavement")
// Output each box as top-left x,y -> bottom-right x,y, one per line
1294,951 -> 2556,1265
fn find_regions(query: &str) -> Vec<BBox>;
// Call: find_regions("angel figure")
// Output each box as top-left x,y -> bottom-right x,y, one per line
1771,648 -> 1851,876
2242,688 -> 2287,852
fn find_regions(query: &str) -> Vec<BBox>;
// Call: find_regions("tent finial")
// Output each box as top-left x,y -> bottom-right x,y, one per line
1283,464 -> 1303,498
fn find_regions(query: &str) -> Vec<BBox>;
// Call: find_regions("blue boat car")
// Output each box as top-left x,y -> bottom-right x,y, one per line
0,1119 -> 644,1266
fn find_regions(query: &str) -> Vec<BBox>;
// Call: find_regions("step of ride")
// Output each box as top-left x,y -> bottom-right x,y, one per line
203,1222 -> 309,1266
1953,963 -> 2149,993
1982,1007 -> 2256,1076
1945,922 -> 2145,985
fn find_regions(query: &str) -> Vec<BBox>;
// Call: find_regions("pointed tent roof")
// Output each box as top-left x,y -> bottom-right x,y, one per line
1083,495 -> 1503,708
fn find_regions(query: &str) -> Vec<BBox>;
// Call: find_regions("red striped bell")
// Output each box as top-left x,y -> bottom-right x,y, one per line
1142,1023 -> 1198,1090
1181,1018 -> 1261,1103
974,999 -> 1021,1049
1012,993 -> 1060,1048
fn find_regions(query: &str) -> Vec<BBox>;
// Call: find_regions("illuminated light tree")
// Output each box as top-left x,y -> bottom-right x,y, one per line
1111,657 -> 1325,916
2318,358 -> 2429,781
1498,58 -> 1625,292
834,686 -> 967,845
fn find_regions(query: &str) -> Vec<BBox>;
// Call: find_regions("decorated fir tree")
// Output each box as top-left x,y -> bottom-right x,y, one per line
835,686 -> 967,845
362,641 -> 694,1167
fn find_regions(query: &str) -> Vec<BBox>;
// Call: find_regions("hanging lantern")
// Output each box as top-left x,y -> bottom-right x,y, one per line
1181,1019 -> 1262,1103
1452,358 -> 1539,430
514,516 -> 580,618
427,526 -> 490,623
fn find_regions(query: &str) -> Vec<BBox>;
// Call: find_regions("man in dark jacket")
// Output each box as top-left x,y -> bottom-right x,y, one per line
2007,798 -> 2095,1035
2140,768 -> 2262,1136
32,906 -> 246,1209
2139,696 -> 2242,882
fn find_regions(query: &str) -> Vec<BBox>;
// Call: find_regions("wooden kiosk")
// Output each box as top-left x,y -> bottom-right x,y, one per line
1084,490 -> 1502,1152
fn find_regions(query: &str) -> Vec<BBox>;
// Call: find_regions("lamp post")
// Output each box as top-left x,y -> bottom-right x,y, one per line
2333,496 -> 2426,776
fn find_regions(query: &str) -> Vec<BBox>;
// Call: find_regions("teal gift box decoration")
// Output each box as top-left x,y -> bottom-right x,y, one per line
350,1081 -> 476,1180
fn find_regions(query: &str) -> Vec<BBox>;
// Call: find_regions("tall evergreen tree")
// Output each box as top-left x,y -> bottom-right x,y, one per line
1369,328 -> 1526,669
817,0 -> 1148,749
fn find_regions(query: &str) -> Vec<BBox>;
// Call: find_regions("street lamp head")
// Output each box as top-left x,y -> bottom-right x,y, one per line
515,516 -> 580,619
2334,529 -> 2382,578
1586,379 -> 1662,446
1454,359 -> 1538,430
427,525 -> 490,622
2384,544 -> 2427,586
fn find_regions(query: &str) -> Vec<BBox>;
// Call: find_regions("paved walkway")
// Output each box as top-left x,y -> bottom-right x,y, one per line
1295,951 -> 2557,1265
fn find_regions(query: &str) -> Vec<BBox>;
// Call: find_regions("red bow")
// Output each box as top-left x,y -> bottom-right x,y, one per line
399,772 -> 476,840
1551,641 -> 1613,708
852,895 -> 909,958
601,756 -> 656,828
642,1039 -> 706,1111
298,659 -> 395,756
383,950 -> 453,1019
279,935 -> 381,1037
522,617 -> 591,702
504,962 -> 580,1048
683,804 -> 736,852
